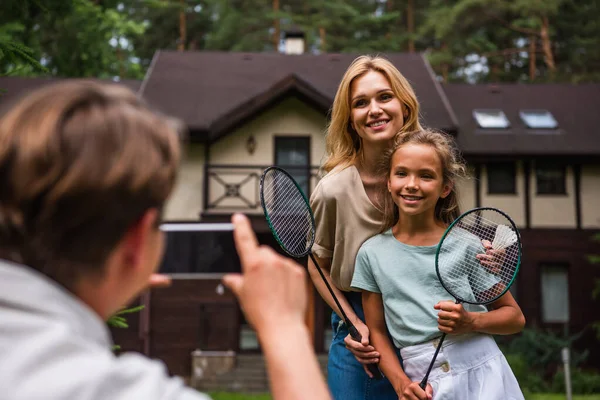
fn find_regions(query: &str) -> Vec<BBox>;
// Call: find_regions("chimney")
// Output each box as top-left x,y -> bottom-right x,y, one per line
283,26 -> 305,55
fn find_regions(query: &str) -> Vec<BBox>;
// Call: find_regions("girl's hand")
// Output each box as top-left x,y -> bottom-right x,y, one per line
343,319 -> 380,376
434,301 -> 476,335
399,381 -> 433,400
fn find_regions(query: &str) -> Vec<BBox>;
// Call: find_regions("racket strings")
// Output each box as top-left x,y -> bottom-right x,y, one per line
438,211 -> 520,304
262,169 -> 314,256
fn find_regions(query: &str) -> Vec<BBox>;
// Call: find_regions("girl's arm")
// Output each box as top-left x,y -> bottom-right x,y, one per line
363,291 -> 432,400
435,291 -> 526,335
308,256 -> 380,372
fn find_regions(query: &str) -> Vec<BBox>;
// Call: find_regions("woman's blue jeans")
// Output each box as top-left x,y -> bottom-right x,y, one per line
327,291 -> 402,400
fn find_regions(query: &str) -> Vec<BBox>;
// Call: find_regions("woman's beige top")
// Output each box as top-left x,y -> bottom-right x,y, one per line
310,165 -> 384,291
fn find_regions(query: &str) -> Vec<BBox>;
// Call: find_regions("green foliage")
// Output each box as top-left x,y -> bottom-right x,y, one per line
2,0 -> 600,82
505,352 -> 550,393
551,368 -> 600,395
107,304 -> 145,329
505,328 -> 589,372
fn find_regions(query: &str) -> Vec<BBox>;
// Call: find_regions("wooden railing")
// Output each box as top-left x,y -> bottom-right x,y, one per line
203,164 -> 321,214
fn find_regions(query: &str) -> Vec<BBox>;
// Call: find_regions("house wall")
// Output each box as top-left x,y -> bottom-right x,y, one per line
581,165 -> 600,228
204,97 -> 327,215
530,164 -> 577,228
479,162 -> 527,228
164,144 -> 206,221
455,167 -> 476,212
210,97 -> 327,166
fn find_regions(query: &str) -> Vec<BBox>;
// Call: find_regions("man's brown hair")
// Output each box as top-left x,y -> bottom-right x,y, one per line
0,80 -> 182,291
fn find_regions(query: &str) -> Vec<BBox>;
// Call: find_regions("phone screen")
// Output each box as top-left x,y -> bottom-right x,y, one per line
158,223 -> 241,275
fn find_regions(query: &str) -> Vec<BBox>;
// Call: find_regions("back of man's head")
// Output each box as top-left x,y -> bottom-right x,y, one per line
0,81 -> 181,292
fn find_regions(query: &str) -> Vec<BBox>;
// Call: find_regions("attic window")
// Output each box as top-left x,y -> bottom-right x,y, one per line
473,109 -> 510,129
519,110 -> 558,129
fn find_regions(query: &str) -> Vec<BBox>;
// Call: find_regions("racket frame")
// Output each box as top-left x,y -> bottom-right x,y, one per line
420,207 -> 522,390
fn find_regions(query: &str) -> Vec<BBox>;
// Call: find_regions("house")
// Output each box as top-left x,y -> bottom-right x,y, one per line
1,43 -> 599,383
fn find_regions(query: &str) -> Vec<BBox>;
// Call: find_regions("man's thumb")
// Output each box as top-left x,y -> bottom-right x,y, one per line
222,274 -> 243,296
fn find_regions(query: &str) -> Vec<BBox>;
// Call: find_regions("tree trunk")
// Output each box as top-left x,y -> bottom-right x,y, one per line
529,34 -> 536,81
273,0 -> 280,51
540,15 -> 556,76
319,27 -> 326,53
177,0 -> 186,51
407,0 -> 415,53
441,42 -> 448,82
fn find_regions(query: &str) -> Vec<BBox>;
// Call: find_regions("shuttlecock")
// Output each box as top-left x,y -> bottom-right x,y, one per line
492,224 -> 518,250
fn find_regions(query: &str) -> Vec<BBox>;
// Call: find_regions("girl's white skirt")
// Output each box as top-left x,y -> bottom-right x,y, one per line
400,334 -> 524,400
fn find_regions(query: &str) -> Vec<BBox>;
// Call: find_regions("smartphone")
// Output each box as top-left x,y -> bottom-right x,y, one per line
158,222 -> 241,276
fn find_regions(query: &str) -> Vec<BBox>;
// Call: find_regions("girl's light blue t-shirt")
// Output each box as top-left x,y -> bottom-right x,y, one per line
351,229 -> 492,349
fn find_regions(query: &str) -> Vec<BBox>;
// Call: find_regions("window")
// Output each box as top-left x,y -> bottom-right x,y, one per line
540,263 -> 569,323
473,109 -> 510,129
487,162 -> 516,194
520,110 -> 558,129
536,163 -> 567,195
275,137 -> 310,196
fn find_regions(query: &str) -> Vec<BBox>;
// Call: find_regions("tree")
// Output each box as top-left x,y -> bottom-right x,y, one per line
0,0 -> 146,78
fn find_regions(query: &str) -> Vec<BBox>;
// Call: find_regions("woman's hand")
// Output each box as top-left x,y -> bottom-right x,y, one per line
343,319 -> 380,377
476,240 -> 506,274
398,381 -> 433,400
434,300 -> 476,335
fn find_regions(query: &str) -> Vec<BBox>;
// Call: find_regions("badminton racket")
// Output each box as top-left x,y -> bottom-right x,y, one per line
259,166 -> 384,380
420,207 -> 522,389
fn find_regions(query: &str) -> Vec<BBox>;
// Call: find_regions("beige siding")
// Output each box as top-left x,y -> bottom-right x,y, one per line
204,97 -> 327,215
480,162 -> 526,228
581,165 -> 600,228
530,164 -> 576,228
210,97 -> 327,166
456,166 -> 476,212
163,144 -> 205,221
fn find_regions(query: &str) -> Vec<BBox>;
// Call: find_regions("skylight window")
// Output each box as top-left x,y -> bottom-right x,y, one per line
519,110 -> 558,129
473,109 -> 510,129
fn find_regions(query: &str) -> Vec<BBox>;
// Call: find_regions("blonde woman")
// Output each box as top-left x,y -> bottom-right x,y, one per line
310,55 -> 422,400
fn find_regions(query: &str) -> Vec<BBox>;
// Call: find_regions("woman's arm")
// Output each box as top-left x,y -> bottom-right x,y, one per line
435,291 -> 526,335
363,292 -> 432,400
307,256 -> 380,372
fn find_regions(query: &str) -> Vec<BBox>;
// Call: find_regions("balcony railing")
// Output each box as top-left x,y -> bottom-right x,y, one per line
203,164 -> 322,215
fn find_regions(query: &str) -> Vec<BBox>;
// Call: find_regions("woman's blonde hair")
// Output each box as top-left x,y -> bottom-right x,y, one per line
322,55 -> 423,173
380,128 -> 468,231
0,80 -> 182,291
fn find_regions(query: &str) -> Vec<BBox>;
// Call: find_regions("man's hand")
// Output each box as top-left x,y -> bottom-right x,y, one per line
148,273 -> 172,288
223,213 -> 307,331
434,300 -> 476,335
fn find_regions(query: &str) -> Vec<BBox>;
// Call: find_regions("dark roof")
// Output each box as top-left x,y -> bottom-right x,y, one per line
139,50 -> 458,139
0,77 -> 142,116
443,83 -> 600,157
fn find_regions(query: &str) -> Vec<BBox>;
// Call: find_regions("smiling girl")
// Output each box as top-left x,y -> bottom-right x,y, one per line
351,129 -> 526,400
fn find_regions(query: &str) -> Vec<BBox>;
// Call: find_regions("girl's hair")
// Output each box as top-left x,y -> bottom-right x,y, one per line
0,80 -> 182,291
380,128 -> 468,231
322,55 -> 423,173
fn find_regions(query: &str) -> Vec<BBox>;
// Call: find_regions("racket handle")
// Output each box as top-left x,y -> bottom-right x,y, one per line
347,323 -> 384,380
419,333 -> 447,390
